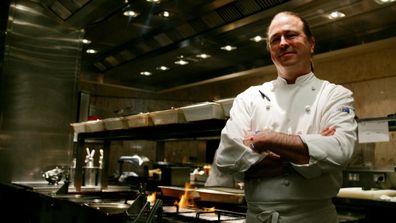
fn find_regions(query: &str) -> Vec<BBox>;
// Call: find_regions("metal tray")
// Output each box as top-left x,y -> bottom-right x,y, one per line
180,102 -> 224,122
196,187 -> 245,204
158,185 -> 198,199
149,108 -> 186,125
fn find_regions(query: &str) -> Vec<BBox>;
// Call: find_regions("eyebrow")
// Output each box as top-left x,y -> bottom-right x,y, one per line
269,30 -> 299,40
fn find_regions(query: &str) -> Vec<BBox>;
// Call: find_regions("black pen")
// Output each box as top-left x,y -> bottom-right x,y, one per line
258,90 -> 271,102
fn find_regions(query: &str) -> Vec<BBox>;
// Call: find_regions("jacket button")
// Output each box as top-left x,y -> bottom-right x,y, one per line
305,105 -> 311,112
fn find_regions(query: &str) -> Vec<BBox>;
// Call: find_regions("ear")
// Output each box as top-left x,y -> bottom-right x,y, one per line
309,37 -> 315,53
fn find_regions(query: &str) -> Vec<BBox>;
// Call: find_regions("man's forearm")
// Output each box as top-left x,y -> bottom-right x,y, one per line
250,130 -> 309,164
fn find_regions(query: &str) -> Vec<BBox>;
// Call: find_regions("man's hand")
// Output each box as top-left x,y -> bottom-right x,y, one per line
244,127 -> 336,179
320,127 -> 336,136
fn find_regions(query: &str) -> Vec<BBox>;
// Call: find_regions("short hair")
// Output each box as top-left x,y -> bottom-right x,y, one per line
266,11 -> 313,42
266,11 -> 315,71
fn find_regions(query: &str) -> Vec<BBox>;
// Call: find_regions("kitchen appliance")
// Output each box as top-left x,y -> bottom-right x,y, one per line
42,166 -> 65,185
342,168 -> 396,190
158,188 -> 247,223
161,205 -> 246,223
161,166 -> 191,186
153,162 -> 191,186
83,148 -> 98,187
118,155 -> 152,180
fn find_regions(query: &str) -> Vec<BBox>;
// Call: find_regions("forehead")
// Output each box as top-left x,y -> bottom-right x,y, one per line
268,14 -> 304,36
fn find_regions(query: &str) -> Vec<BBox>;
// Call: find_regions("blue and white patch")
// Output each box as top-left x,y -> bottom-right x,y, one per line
336,106 -> 351,113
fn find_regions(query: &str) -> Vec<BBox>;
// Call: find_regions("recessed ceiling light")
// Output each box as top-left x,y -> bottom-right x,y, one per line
140,71 -> 152,76
174,59 -> 189,65
327,11 -> 345,20
156,66 -> 169,71
82,39 -> 91,44
86,49 -> 97,54
374,0 -> 395,4
146,0 -> 160,3
221,45 -> 237,51
158,10 -> 171,18
196,53 -> 211,59
123,10 -> 139,17
250,35 -> 266,42
174,55 -> 189,65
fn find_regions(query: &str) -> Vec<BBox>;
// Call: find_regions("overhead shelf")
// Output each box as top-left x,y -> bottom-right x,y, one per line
76,119 -> 226,141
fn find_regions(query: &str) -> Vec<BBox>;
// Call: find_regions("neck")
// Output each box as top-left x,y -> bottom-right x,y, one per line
277,66 -> 312,84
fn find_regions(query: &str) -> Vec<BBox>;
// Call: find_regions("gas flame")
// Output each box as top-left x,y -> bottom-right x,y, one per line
147,192 -> 156,204
174,182 -> 193,208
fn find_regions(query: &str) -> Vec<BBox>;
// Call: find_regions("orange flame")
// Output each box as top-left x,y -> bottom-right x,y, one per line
174,182 -> 193,208
147,192 -> 156,204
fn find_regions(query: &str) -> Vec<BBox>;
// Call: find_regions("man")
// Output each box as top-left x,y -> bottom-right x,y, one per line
205,11 -> 357,223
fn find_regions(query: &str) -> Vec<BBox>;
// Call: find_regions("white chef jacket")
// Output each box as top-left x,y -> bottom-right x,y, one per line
206,72 -> 357,220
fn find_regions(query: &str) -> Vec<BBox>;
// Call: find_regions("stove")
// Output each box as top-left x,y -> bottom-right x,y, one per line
157,195 -> 246,223
162,205 -> 246,223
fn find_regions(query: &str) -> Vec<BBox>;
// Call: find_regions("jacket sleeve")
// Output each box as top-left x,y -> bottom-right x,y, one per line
293,85 -> 357,179
205,90 -> 264,186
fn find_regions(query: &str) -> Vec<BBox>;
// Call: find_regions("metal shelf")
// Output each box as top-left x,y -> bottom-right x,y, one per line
74,119 -> 226,192
77,119 -> 226,141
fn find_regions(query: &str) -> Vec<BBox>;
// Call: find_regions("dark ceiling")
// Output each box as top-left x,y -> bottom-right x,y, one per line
41,0 -> 396,92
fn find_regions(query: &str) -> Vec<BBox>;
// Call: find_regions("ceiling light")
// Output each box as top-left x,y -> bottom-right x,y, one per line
196,53 -> 211,59
146,0 -> 160,3
174,59 -> 189,65
140,71 -> 152,76
82,39 -> 91,44
123,10 -> 139,17
250,35 -> 266,42
221,45 -> 237,51
374,0 -> 395,4
158,10 -> 171,18
327,11 -> 346,20
86,49 -> 97,54
174,55 -> 189,65
156,66 -> 169,71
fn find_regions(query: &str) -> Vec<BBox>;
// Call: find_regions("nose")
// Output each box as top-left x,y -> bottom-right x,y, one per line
279,35 -> 288,47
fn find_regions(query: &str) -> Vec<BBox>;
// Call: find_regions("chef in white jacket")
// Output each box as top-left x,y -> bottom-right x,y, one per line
206,11 -> 357,223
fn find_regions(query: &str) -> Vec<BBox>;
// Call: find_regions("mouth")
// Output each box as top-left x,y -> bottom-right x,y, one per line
279,51 -> 296,58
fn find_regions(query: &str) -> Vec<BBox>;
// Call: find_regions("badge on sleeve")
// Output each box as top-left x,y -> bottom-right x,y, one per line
336,106 -> 351,114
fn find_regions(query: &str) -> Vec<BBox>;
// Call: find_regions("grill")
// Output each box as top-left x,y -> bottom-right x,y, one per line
107,186 -> 247,223
162,206 -> 246,223
158,194 -> 247,223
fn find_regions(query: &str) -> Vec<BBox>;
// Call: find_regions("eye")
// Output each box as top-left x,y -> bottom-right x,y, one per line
269,36 -> 281,45
285,33 -> 298,39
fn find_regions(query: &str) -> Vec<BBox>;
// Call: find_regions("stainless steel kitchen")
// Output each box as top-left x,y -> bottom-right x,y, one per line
1,0 -> 396,222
